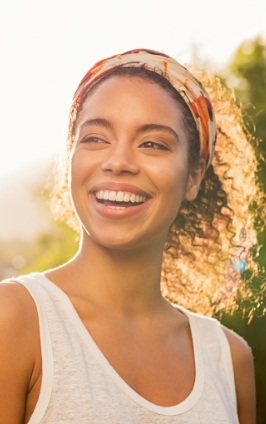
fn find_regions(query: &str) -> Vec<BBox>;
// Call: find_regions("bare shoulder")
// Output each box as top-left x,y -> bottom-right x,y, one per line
222,325 -> 253,363
222,325 -> 256,424
0,279 -> 40,349
0,280 -> 38,329
0,281 -> 40,422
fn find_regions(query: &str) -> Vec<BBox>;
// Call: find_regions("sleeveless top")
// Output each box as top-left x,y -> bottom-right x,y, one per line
11,273 -> 239,423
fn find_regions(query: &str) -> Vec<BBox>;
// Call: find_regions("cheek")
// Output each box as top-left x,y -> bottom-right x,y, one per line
69,149 -> 89,183
156,160 -> 189,195
68,152 -> 85,205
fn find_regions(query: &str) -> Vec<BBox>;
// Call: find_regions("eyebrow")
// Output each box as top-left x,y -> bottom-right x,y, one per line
80,118 -> 112,130
79,119 -> 179,141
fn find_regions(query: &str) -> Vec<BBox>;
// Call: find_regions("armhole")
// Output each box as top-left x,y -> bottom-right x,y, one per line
14,278 -> 54,423
213,320 -> 237,406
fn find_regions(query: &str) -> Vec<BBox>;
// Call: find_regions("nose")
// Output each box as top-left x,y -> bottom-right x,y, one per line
101,142 -> 139,175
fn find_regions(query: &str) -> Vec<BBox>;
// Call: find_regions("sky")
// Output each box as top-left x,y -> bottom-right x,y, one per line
1,0 -> 266,176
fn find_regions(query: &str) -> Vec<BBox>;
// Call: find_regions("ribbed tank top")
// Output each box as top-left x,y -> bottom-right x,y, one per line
13,273 -> 239,423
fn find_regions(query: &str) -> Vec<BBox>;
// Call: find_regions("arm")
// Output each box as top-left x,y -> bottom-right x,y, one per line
0,282 -> 40,423
223,326 -> 256,424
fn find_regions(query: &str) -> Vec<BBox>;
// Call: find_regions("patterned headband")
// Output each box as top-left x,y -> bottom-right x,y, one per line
72,48 -> 217,167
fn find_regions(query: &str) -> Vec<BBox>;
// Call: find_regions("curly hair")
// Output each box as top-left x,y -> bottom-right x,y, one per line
50,66 -> 266,317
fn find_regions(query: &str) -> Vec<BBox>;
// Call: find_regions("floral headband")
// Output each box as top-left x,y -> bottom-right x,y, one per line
72,48 -> 217,168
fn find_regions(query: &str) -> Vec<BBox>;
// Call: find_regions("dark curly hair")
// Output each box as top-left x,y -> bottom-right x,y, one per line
51,66 -> 266,317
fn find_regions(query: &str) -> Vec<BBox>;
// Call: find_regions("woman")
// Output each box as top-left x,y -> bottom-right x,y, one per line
0,49 -> 262,423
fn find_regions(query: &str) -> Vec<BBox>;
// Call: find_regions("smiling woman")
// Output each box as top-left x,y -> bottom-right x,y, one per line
1,48 -> 264,423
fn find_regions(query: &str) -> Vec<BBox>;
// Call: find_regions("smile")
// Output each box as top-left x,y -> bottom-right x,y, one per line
95,190 -> 147,206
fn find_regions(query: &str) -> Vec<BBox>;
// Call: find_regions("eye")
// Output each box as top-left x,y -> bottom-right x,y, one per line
78,135 -> 110,150
140,141 -> 169,150
80,136 -> 108,144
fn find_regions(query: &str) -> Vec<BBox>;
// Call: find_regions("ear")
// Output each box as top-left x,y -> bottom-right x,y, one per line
184,159 -> 206,201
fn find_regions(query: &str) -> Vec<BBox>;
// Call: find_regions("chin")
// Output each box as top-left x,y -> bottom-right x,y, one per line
82,229 -> 140,251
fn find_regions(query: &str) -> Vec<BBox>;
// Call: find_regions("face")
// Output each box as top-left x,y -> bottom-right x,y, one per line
70,76 -> 204,251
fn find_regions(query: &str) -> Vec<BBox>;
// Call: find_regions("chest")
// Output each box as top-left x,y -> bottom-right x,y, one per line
78,312 -> 196,407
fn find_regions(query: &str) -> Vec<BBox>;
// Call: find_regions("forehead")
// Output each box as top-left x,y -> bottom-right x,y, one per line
76,75 -> 185,126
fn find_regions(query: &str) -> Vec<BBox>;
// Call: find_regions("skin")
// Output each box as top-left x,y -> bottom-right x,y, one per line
0,76 -> 256,423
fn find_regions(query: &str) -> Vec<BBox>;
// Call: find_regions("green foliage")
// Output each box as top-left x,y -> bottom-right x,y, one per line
21,221 -> 79,274
224,35 -> 266,293
222,36 -> 266,424
226,36 -> 266,180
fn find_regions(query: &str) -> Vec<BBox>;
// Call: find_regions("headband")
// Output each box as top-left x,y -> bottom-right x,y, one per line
72,48 -> 217,167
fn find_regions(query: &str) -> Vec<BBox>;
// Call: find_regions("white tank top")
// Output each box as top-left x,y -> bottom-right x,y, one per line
13,273 -> 239,423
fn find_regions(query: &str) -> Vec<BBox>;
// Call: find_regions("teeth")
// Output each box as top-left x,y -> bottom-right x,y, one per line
109,191 -> 116,201
95,190 -> 147,203
116,191 -> 124,202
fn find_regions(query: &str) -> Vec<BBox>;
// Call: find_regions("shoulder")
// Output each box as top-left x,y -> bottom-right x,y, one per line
0,280 -> 32,318
222,325 -> 256,424
0,280 -> 40,375
222,325 -> 253,365
0,280 -> 41,421
0,280 -> 39,354
0,279 -> 37,322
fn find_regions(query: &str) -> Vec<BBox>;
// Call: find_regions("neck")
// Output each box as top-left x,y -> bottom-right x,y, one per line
64,234 -> 167,315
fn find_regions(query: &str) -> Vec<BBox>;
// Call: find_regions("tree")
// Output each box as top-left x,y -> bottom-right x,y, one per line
21,221 -> 79,274
223,35 -> 266,279
225,36 -> 266,181
221,36 -> 266,424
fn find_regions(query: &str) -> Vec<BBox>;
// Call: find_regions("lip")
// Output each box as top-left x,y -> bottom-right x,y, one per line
88,182 -> 152,219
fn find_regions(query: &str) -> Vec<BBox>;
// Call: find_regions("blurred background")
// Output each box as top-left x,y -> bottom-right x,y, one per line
1,0 -> 265,422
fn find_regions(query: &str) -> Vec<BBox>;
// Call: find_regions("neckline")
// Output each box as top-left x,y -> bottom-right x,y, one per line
32,272 -> 204,416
